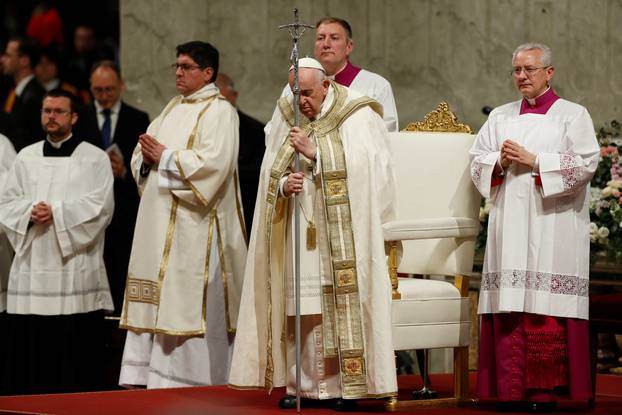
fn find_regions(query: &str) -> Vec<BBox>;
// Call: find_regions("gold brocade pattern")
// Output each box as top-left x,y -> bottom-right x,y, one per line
316,130 -> 367,399
262,82 -> 378,398
126,277 -> 160,305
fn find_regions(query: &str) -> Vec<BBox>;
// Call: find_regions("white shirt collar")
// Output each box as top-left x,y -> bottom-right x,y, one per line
15,74 -> 35,97
94,99 -> 122,115
46,133 -> 73,149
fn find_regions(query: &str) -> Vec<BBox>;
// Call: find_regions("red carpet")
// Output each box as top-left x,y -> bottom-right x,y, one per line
0,373 -> 620,414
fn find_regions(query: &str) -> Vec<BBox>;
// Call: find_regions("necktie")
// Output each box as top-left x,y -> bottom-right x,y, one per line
101,108 -> 112,148
3,88 -> 16,113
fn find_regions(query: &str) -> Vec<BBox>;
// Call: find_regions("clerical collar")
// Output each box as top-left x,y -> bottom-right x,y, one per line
15,74 -> 35,97
520,87 -> 559,115
43,133 -> 80,157
331,61 -> 361,87
181,83 -> 219,103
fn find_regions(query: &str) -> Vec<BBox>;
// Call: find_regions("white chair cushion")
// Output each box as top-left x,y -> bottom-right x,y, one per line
391,278 -> 470,350
383,217 -> 480,241
398,277 -> 460,300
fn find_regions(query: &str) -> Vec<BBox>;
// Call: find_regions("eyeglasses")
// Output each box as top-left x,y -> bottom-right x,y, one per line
41,108 -> 72,116
510,66 -> 549,77
170,63 -> 203,72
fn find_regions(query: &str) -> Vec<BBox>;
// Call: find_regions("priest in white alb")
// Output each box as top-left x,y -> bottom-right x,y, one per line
470,43 -> 599,412
119,41 -> 247,388
0,89 -> 114,394
229,58 -> 397,410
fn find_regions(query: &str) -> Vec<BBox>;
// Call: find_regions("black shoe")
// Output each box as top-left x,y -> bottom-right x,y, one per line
527,401 -> 557,413
278,395 -> 297,409
334,398 -> 358,412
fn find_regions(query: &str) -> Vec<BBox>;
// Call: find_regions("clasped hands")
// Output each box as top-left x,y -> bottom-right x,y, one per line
289,127 -> 316,161
31,201 -> 53,225
283,127 -> 316,197
139,133 -> 166,166
500,139 -> 536,169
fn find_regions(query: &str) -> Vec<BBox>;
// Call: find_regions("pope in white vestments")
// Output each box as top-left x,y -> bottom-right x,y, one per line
470,43 -> 598,409
0,90 -> 114,394
229,58 -> 397,408
119,41 -> 247,388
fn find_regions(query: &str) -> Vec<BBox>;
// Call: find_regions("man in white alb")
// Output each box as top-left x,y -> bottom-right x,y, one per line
119,41 -> 247,389
0,89 -> 114,394
470,42 -> 598,412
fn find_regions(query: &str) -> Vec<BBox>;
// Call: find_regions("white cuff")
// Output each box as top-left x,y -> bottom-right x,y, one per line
495,155 -> 505,176
278,175 -> 289,198
531,154 -> 540,176
158,150 -> 188,190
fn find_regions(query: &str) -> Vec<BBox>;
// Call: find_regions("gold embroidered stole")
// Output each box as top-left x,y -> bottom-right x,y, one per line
263,82 -> 381,398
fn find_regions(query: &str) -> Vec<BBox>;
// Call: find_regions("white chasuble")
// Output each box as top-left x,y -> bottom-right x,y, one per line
229,82 -> 397,399
120,83 -> 248,336
0,134 -> 16,312
0,141 -> 114,315
470,99 -> 599,320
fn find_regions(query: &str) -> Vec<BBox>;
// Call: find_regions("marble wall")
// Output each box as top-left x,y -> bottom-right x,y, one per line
120,0 -> 622,131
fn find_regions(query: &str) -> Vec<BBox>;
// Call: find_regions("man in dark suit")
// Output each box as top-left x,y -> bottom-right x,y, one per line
77,60 -> 149,314
215,72 -> 265,239
1,36 -> 46,151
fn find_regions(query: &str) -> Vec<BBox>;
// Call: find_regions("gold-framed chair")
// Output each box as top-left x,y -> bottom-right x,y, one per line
384,103 -> 480,410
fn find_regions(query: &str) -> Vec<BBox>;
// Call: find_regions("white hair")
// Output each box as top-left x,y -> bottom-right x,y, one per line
512,42 -> 552,66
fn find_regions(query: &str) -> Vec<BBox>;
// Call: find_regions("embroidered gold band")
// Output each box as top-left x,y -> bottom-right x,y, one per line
126,277 -> 160,305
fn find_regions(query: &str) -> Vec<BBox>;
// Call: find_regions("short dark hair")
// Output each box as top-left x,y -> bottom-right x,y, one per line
176,41 -> 219,83
90,59 -> 122,79
315,17 -> 353,39
10,36 -> 41,68
43,89 -> 80,114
